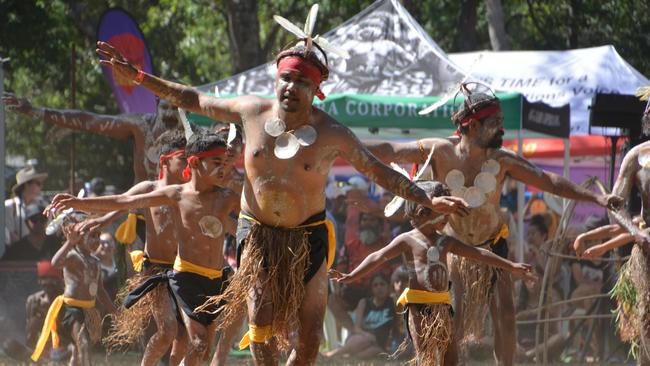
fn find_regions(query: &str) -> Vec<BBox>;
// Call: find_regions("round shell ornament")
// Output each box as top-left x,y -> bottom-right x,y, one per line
264,119 -> 286,137
198,216 -> 223,239
451,186 -> 467,198
474,172 -> 497,194
427,246 -> 440,263
274,132 -> 300,159
89,282 -> 98,297
463,186 -> 486,208
445,169 -> 465,190
294,125 -> 317,146
481,159 -> 501,175
638,151 -> 650,169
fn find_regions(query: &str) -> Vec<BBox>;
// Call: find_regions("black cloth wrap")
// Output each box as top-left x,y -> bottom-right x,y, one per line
236,210 -> 329,284
56,304 -> 85,345
168,268 -> 231,326
123,267 -> 232,326
489,236 -> 509,285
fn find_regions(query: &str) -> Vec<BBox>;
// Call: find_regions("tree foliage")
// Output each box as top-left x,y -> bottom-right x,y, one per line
1,0 -> 649,194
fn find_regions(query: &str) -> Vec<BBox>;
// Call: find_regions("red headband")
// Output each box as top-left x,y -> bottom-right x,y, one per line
455,104 -> 502,135
277,56 -> 326,100
159,150 -> 185,180
182,148 -> 227,181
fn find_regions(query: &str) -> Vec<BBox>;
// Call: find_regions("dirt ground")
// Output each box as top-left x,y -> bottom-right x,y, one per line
0,353 -> 628,366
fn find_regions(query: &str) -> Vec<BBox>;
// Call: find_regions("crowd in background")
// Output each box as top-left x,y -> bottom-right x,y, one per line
0,160 -> 631,362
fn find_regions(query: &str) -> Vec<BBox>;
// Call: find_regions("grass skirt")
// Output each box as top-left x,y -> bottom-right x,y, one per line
450,253 -> 494,343
103,273 -> 156,352
612,245 -> 650,360
82,307 -> 102,345
199,223 -> 310,352
396,303 -> 453,366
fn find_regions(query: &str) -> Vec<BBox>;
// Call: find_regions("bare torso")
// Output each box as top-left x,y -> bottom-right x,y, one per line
62,249 -> 101,301
174,185 -> 238,270
240,100 -> 342,227
139,180 -> 178,262
400,231 -> 451,292
634,145 -> 650,222
428,138 -> 509,245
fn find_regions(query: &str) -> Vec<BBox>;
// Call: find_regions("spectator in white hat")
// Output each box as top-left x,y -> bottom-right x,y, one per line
5,166 -> 48,246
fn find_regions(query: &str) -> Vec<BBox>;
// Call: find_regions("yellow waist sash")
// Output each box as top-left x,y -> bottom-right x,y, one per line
31,296 -> 96,361
397,288 -> 451,306
173,256 -> 222,280
115,213 -> 145,244
239,212 -> 336,269
492,224 -> 509,245
129,250 -> 174,273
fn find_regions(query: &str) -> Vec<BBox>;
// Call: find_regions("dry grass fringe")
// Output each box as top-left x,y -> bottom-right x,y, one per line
451,254 -> 494,343
102,274 -> 155,353
82,307 -> 102,345
197,224 -> 310,353
391,304 -> 452,366
628,246 -> 650,360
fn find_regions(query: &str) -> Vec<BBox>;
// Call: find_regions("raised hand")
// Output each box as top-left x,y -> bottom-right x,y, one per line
95,41 -> 139,83
511,263 -> 536,282
582,246 -> 604,260
598,193 -> 623,210
431,196 -> 470,217
2,92 -> 33,114
63,222 -> 83,245
45,193 -> 79,217
328,269 -> 352,283
572,237 -> 586,258
77,216 -> 109,235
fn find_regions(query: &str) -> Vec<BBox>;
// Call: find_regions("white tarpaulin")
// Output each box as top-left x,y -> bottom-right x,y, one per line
450,46 -> 650,135
199,0 -> 465,97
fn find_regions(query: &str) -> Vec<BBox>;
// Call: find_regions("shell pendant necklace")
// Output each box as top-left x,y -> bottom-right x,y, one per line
264,118 -> 317,159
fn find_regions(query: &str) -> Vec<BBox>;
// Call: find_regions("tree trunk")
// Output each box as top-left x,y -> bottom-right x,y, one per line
485,0 -> 509,50
455,0 -> 480,51
224,0 -> 264,74
568,0 -> 581,48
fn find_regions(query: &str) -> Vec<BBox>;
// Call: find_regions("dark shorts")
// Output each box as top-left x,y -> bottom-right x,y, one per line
168,269 -> 230,326
56,305 -> 85,344
236,210 -> 331,284
490,237 -> 509,284
491,237 -> 508,259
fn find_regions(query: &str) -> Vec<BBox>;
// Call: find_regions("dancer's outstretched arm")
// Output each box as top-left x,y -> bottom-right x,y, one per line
335,124 -> 469,216
2,92 -> 142,140
329,235 -> 406,284
581,233 -> 635,259
443,236 -> 535,280
47,185 -> 180,214
96,41 -> 257,124
572,224 -> 626,256
504,151 -> 622,210
364,138 -> 440,164
76,180 -> 158,234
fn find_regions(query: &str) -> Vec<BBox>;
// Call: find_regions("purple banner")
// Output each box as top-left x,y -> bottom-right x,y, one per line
535,161 -> 619,225
97,8 -> 156,113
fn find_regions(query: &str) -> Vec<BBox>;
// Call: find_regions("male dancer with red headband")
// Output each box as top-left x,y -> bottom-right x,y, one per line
94,34 -> 469,364
77,129 -> 186,366
365,87 -> 621,365
49,132 -> 240,366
